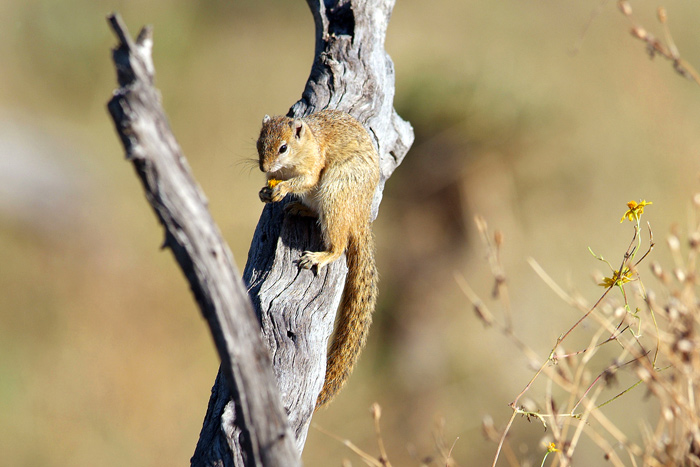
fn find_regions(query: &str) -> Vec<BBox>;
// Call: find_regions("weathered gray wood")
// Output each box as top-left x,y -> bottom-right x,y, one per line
105,14 -> 300,467
194,0 -> 414,463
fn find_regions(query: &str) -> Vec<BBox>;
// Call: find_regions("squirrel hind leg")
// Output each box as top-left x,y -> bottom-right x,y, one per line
284,201 -> 317,218
299,250 -> 342,270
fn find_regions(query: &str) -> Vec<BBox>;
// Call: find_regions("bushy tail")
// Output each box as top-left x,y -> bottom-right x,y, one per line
316,227 -> 378,409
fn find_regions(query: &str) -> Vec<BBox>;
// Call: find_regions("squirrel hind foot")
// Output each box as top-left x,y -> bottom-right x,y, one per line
299,250 -> 340,270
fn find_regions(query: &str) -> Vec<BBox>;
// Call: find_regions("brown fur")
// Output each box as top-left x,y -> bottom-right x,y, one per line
257,110 -> 380,408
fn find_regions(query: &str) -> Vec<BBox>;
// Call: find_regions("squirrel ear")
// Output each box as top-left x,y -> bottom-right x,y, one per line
262,115 -> 271,124
293,120 -> 304,139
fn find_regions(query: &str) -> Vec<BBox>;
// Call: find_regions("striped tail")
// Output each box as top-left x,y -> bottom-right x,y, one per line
316,227 -> 378,409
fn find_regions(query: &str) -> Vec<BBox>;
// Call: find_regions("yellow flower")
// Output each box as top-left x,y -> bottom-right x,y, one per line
599,267 -> 633,288
267,178 -> 282,188
547,442 -> 560,453
620,199 -> 652,223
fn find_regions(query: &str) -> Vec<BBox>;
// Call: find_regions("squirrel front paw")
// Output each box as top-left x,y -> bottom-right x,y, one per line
259,186 -> 274,203
259,184 -> 286,203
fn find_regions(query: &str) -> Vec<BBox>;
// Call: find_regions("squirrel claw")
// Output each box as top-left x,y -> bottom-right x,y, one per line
298,252 -> 317,271
299,251 -> 337,271
300,251 -> 328,274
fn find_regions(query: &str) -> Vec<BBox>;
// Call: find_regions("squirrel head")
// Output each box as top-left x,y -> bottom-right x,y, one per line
257,115 -> 312,175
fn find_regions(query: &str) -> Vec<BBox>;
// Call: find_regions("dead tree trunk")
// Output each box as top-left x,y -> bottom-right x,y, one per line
106,15 -> 300,467
106,0 -> 412,465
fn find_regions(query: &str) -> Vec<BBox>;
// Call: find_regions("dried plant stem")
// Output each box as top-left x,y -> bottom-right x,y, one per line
312,423 -> 385,467
481,208 -> 659,466
618,1 -> 700,85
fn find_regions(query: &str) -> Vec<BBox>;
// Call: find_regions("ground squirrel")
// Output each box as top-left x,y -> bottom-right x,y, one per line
257,109 -> 380,408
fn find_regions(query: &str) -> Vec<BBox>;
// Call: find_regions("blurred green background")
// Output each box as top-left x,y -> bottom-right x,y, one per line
2,0 -> 700,465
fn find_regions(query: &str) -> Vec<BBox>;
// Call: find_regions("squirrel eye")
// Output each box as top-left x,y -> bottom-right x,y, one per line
279,144 -> 288,154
